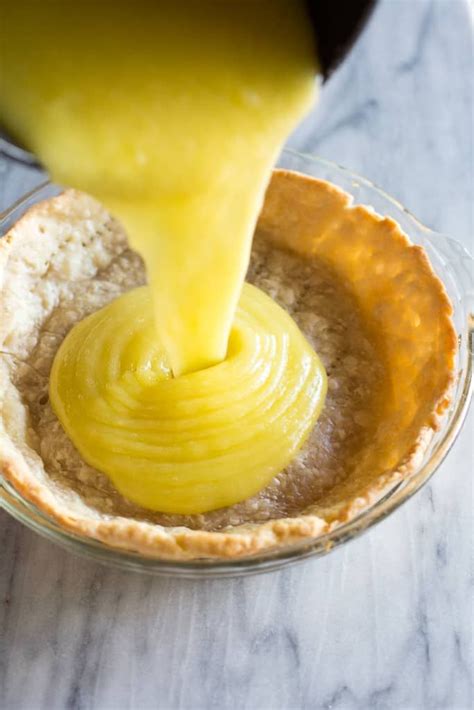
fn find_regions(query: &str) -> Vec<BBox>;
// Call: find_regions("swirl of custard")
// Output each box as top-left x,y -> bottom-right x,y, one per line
50,284 -> 327,514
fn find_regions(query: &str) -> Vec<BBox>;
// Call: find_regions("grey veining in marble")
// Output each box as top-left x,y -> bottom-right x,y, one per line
1,1 -> 473,709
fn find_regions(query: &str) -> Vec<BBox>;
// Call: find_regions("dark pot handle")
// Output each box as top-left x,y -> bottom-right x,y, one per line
306,0 -> 377,79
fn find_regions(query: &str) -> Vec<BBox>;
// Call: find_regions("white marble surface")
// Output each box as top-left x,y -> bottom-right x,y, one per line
0,1 -> 473,708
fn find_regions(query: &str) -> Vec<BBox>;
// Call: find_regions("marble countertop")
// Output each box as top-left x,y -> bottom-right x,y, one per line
1,1 -> 472,708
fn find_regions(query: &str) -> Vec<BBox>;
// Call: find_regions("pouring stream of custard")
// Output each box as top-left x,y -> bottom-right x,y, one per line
1,1 -> 327,513
2,0 -> 317,375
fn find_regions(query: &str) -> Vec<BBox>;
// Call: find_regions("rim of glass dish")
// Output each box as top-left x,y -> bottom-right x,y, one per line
0,150 -> 472,578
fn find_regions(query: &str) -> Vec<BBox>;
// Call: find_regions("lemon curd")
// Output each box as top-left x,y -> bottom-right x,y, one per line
50,285 -> 326,513
1,0 -> 327,513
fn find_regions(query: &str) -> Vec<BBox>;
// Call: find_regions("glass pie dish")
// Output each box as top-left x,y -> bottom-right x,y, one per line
0,151 -> 472,578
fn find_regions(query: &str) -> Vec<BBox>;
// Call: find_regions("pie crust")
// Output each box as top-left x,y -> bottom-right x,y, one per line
0,171 -> 456,560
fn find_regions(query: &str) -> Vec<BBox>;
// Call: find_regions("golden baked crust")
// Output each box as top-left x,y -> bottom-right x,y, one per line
0,171 -> 457,559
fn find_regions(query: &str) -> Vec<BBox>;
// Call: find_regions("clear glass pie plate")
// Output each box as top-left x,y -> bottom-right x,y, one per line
0,151 -> 472,577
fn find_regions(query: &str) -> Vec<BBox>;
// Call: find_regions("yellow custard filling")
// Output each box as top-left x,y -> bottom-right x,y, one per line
50,285 -> 326,514
2,0 -> 328,512
1,0 -> 317,375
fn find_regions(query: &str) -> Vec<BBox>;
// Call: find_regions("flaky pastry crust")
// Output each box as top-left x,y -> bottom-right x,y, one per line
0,171 -> 457,560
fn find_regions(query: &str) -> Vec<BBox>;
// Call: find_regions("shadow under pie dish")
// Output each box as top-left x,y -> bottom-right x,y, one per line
0,166 -> 460,563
